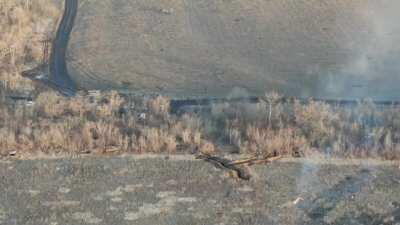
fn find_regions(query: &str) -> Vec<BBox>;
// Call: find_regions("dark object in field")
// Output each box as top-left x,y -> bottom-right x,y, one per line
230,155 -> 282,166
196,154 -> 251,180
196,154 -> 282,180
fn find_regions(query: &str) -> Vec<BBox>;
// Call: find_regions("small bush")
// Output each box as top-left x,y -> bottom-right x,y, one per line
137,128 -> 177,153
147,95 -> 170,118
35,91 -> 67,117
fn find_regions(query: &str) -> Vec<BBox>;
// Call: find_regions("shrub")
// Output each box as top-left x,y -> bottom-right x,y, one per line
34,91 -> 67,117
147,95 -> 170,118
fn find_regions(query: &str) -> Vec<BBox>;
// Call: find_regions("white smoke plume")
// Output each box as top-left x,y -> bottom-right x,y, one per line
320,0 -> 400,100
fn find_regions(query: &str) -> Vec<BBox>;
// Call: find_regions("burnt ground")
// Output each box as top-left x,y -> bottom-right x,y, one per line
1,156 -> 400,225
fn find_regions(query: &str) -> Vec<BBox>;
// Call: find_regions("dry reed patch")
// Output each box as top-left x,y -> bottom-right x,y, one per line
96,91 -> 125,118
246,127 -> 307,156
34,91 -> 67,117
1,90 -> 400,159
137,128 -> 177,153
0,0 -> 61,92
147,95 -> 170,118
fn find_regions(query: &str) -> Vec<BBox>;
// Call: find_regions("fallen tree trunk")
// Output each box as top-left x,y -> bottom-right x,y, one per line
196,154 -> 282,180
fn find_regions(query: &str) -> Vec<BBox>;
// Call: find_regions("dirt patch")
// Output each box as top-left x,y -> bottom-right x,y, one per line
72,212 -> 102,224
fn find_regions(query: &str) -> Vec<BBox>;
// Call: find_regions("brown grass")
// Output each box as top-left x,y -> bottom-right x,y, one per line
0,0 -> 60,93
1,90 -> 400,159
0,91 -> 213,156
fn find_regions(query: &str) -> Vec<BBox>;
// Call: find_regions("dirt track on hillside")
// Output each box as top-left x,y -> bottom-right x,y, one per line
48,0 -> 77,95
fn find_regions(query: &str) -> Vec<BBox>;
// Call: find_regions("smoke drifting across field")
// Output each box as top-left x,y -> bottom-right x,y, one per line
320,1 -> 400,101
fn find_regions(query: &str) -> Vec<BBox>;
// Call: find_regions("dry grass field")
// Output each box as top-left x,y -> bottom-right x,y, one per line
0,0 -> 60,93
1,90 -> 400,159
67,0 -> 400,100
6,0 -> 399,100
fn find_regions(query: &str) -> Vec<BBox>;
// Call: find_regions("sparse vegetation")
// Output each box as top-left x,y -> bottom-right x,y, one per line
0,0 -> 60,93
1,90 -> 400,159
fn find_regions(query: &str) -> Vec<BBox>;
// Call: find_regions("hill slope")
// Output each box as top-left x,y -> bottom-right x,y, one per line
67,0 -> 400,99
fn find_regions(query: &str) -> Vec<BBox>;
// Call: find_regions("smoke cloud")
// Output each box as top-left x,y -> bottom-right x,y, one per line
322,0 -> 400,100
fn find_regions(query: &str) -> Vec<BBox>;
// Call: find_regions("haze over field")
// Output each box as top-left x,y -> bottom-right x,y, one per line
66,0 -> 400,100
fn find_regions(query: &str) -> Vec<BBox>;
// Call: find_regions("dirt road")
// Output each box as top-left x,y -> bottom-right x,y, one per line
48,0 -> 78,96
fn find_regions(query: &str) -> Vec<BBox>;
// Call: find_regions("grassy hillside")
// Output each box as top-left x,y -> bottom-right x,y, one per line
0,0 -> 60,93
68,0 -> 400,99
